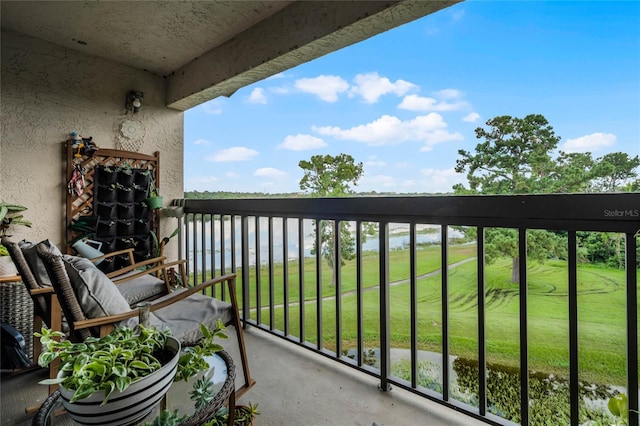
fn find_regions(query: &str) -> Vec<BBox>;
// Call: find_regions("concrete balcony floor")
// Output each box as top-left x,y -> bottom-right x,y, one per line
1,326 -> 485,425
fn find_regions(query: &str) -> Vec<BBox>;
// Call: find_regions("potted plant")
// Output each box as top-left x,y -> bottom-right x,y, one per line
146,171 -> 163,209
204,402 -> 260,426
37,321 -> 227,426
0,201 -> 32,276
95,165 -> 118,185
150,227 -> 179,258
117,162 -> 135,186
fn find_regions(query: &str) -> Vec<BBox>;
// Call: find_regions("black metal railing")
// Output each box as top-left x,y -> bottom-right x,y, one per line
174,193 -> 639,426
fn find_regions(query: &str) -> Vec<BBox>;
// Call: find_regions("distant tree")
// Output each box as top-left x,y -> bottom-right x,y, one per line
299,154 -> 364,197
454,114 -> 639,281
590,152 -> 640,192
298,154 -> 371,284
453,114 -> 561,195
551,152 -> 596,193
453,115 -> 566,282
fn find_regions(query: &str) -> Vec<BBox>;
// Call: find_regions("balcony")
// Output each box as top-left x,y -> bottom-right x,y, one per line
1,193 -> 637,425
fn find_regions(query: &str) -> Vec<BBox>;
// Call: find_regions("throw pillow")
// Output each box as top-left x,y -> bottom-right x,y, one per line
19,239 -> 62,287
61,255 -> 132,319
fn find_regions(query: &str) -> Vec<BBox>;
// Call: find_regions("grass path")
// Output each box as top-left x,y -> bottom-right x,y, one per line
255,256 -> 477,309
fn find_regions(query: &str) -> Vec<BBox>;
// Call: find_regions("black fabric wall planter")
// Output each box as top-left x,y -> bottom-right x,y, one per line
117,203 -> 136,219
97,203 -> 118,220
116,237 -> 136,251
134,219 -> 151,235
117,171 -> 135,186
115,253 -> 133,270
133,236 -> 152,260
117,187 -> 135,203
134,187 -> 148,203
134,170 -> 151,187
90,163 -> 155,262
97,256 -> 116,274
134,235 -> 151,251
97,185 -> 117,203
95,166 -> 118,184
100,237 -> 118,253
118,220 -> 135,235
136,204 -> 151,220
97,220 -> 117,238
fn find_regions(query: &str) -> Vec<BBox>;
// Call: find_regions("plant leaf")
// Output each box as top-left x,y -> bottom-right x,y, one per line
70,382 -> 97,403
608,393 -> 629,420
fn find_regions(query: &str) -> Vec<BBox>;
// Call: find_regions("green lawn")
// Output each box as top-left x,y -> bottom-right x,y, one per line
201,244 -> 632,386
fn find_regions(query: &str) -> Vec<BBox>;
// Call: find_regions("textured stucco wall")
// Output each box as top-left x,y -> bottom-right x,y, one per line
1,30 -> 184,253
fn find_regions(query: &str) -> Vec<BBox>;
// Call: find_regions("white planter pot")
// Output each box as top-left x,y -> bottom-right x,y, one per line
59,336 -> 181,426
0,256 -> 18,277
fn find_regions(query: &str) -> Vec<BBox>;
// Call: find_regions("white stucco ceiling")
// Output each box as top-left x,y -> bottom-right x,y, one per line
1,1 -> 461,110
1,1 -> 292,76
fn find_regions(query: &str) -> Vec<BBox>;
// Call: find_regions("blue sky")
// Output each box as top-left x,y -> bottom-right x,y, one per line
184,1 -> 640,194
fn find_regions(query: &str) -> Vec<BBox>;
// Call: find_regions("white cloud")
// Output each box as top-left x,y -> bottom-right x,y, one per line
225,172 -> 240,178
419,168 -> 465,193
360,174 -> 397,189
206,147 -> 259,162
294,75 -> 349,102
278,134 -> 327,151
462,112 -> 481,123
435,88 -> 464,99
255,167 -> 287,178
313,113 -> 463,151
200,99 -> 224,115
562,132 -> 616,153
266,72 -> 286,80
269,86 -> 289,95
194,138 -> 212,146
418,130 -> 464,151
398,94 -> 468,112
350,72 -> 417,103
248,88 -> 267,104
365,160 -> 387,167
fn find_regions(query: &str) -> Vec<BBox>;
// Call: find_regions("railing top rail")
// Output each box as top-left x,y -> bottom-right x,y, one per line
176,193 -> 639,233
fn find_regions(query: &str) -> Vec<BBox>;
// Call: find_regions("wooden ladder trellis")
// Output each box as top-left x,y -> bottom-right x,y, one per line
65,141 -> 160,255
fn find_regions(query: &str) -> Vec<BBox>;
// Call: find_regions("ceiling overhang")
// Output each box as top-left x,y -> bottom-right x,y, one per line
1,1 -> 460,111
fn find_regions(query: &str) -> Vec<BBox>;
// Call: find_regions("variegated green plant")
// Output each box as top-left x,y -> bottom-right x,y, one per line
0,201 -> 31,237
37,326 -> 171,405
37,321 -> 227,407
0,201 -> 31,256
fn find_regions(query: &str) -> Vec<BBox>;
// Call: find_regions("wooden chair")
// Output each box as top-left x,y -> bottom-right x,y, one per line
36,243 -> 255,400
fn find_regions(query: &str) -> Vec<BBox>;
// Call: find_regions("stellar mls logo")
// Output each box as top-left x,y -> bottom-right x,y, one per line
603,209 -> 639,217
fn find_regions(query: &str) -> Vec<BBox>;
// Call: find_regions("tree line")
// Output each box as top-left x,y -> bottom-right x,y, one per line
186,114 -> 639,281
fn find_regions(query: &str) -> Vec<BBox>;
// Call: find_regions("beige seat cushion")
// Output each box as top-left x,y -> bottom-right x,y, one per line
114,270 -> 167,306
119,290 -> 233,345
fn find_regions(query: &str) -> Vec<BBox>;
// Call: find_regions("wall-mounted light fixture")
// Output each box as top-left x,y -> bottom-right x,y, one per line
125,90 -> 144,114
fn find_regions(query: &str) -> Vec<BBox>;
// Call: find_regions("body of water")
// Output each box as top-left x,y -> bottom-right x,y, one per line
185,218 -> 462,268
